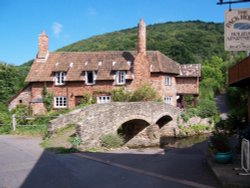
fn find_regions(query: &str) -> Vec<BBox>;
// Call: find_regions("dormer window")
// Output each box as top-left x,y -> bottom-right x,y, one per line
165,76 -> 172,86
55,72 -> 66,85
85,71 -> 96,85
115,71 -> 126,85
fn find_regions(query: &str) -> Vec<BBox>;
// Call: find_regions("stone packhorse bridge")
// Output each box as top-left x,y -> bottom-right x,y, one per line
48,102 -> 182,148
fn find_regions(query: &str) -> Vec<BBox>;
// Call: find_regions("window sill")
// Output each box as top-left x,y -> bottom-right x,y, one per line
115,83 -> 126,86
54,106 -> 67,109
85,83 -> 96,86
55,84 -> 66,86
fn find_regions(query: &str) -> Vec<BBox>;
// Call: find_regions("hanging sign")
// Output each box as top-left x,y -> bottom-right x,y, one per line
224,8 -> 250,51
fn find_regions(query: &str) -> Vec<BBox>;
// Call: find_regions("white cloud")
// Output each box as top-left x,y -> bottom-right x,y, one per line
52,22 -> 63,37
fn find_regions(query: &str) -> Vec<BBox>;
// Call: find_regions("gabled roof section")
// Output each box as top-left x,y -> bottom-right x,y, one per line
179,64 -> 201,77
148,51 -> 180,74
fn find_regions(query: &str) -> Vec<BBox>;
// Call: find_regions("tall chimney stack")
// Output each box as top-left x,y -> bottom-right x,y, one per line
37,31 -> 48,59
137,19 -> 146,55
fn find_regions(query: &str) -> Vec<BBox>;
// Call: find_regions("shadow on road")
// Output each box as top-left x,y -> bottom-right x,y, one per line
20,141 -> 219,188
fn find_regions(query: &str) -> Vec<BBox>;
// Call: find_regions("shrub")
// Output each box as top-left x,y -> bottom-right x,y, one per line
101,133 -> 124,148
180,108 -> 199,123
186,108 -> 200,117
129,84 -> 158,102
111,87 -> 130,102
180,112 -> 190,123
0,125 -> 11,134
183,95 -> 196,107
11,104 -> 32,125
197,99 -> 217,118
0,111 -> 11,126
225,87 -> 247,124
82,92 -> 94,105
191,124 -> 209,134
68,135 -> 81,148
209,132 -> 231,153
111,84 -> 160,102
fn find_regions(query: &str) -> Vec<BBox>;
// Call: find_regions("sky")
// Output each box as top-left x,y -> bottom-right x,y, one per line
0,0 -> 249,65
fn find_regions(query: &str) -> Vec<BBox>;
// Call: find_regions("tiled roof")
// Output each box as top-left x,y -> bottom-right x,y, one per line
25,51 -> 199,82
179,64 -> 201,77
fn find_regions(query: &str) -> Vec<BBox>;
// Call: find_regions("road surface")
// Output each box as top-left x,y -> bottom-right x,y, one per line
0,135 -> 219,188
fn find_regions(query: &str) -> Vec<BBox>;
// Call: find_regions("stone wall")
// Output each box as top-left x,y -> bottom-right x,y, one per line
8,85 -> 31,111
47,108 -> 83,134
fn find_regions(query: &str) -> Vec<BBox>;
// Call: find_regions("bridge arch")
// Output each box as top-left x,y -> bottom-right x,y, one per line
48,102 -> 182,148
117,119 -> 150,143
155,114 -> 173,128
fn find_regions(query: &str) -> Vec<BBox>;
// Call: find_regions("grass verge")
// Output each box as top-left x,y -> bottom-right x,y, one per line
0,124 -> 47,137
40,124 -> 78,153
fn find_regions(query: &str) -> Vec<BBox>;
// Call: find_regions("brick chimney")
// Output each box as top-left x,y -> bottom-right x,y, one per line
137,19 -> 146,55
37,31 -> 48,59
128,19 -> 150,91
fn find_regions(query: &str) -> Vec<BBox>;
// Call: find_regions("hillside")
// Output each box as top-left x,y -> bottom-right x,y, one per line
57,20 -> 225,65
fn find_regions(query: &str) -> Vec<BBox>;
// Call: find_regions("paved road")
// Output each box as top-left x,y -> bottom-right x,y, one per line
0,135 -> 219,188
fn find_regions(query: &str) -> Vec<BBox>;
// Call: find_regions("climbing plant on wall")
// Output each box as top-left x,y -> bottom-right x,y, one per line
42,87 -> 53,112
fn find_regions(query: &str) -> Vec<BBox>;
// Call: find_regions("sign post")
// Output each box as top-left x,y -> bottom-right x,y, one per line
224,8 -> 250,51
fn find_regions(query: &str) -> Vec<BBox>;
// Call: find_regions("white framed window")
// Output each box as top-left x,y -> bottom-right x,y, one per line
164,96 -> 172,105
97,96 -> 111,104
55,72 -> 66,85
165,76 -> 172,86
85,71 -> 96,85
54,96 -> 67,108
115,71 -> 126,85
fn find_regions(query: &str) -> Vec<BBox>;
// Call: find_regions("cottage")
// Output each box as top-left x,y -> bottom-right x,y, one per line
8,19 -> 201,115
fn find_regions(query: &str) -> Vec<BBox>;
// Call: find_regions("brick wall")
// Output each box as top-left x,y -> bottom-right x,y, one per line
21,71 -> 200,114
128,53 -> 150,91
10,73 -> 199,114
31,81 -> 116,111
176,77 -> 199,94
150,73 -> 177,106
31,102 -> 47,115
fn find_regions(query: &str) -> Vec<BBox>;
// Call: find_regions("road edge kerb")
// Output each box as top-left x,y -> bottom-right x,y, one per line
207,158 -> 250,188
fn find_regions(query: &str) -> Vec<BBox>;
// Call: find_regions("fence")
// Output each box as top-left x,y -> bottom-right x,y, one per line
10,114 -> 60,131
240,138 -> 250,175
234,138 -> 250,176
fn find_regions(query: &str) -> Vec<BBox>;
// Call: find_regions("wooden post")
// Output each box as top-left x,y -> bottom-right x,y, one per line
12,114 -> 16,131
248,89 -> 250,124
